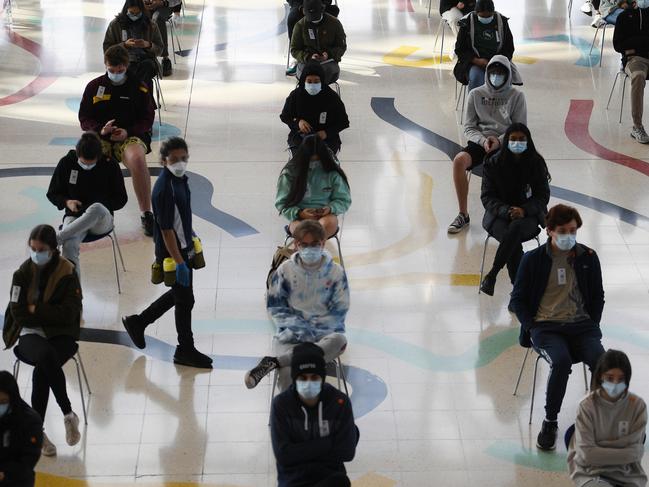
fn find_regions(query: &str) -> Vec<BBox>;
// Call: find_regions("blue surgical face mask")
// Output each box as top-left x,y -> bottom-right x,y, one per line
602,381 -> 627,399
296,379 -> 322,399
78,159 -> 96,171
508,141 -> 527,154
107,71 -> 126,84
489,73 -> 506,88
554,233 -> 576,251
478,15 -> 494,24
127,12 -> 142,21
299,246 -> 323,265
0,403 -> 9,417
30,250 -> 52,267
305,82 -> 322,96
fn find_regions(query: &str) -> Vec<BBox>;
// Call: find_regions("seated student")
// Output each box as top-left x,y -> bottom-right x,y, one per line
270,343 -> 359,487
244,220 -> 349,392
286,0 -> 340,76
291,0 -> 347,85
448,55 -> 527,234
568,349 -> 647,487
46,132 -> 127,276
453,0 -> 521,92
280,62 -> 350,155
510,204 -> 606,451
79,44 -> 155,237
3,225 -> 83,458
144,0 -> 182,77
440,0 -> 476,36
275,135 -> 351,240
613,1 -> 649,144
0,371 -> 43,487
103,0 -> 163,84
479,123 -> 551,296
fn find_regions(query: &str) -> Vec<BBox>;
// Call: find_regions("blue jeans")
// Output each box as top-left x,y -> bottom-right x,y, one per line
604,8 -> 622,25
468,65 -> 485,92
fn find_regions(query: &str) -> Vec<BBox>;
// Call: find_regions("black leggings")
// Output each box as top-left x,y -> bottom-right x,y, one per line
487,216 -> 539,283
16,334 -> 77,420
313,474 -> 351,487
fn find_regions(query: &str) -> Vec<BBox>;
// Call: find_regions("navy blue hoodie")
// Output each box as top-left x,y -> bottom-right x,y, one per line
270,383 -> 359,487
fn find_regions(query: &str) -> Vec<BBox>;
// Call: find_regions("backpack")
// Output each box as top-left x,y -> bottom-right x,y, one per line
266,246 -> 296,289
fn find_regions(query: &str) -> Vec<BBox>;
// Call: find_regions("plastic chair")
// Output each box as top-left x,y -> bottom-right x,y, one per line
13,345 -> 91,425
478,227 -> 541,295
284,225 -> 345,270
82,228 -> 126,294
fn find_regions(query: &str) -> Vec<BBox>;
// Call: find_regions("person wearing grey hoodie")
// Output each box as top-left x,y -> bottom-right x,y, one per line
448,55 -> 527,234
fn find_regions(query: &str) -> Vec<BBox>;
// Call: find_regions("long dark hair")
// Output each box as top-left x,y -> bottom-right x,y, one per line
118,0 -> 146,21
496,123 -> 551,182
28,224 -> 58,251
280,135 -> 349,210
591,349 -> 632,391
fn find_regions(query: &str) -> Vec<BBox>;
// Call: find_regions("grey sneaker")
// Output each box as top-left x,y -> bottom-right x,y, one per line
447,213 -> 470,234
64,412 -> 81,446
631,126 -> 649,144
42,432 -> 57,457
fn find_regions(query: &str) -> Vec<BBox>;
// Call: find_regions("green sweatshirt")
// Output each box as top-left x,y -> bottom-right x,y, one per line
275,162 -> 351,221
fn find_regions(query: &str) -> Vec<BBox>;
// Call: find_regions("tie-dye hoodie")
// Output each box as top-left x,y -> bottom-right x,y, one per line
267,250 -> 349,344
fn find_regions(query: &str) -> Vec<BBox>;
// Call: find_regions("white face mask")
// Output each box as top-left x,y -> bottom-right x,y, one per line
489,73 -> 506,88
78,159 -> 97,171
168,161 -> 188,178
107,70 -> 127,85
554,233 -> 576,251
478,15 -> 494,24
305,82 -> 322,96
602,381 -> 627,399
30,249 -> 52,267
296,379 -> 322,399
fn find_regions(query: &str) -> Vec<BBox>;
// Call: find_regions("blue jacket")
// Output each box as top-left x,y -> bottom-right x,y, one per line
511,241 -> 605,347
270,383 -> 359,487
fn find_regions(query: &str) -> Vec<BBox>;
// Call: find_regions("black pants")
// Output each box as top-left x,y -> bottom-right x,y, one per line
139,271 -> 195,349
531,320 -> 605,421
287,4 -> 340,40
487,216 -> 539,284
312,474 -> 351,487
130,58 -> 158,84
16,334 -> 77,420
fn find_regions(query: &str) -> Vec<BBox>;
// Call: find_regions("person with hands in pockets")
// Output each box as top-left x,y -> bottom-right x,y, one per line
121,137 -> 212,369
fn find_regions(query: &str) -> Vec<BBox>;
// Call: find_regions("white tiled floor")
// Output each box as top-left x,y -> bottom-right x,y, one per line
2,0 -> 649,485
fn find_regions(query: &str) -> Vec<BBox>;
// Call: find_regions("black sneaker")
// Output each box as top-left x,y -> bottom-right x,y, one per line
507,300 -> 515,313
173,346 -> 213,369
141,211 -> 154,237
447,213 -> 470,234
480,273 -> 496,296
122,315 -> 146,349
244,356 -> 279,389
162,58 -> 173,77
536,420 -> 558,451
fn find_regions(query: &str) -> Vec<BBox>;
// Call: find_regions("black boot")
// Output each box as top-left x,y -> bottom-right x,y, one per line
480,272 -> 497,296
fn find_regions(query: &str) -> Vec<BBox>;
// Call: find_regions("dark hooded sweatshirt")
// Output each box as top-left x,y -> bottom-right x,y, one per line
613,7 -> 649,67
280,64 -> 350,150
0,372 -> 43,487
270,383 -> 359,487
440,0 -> 475,15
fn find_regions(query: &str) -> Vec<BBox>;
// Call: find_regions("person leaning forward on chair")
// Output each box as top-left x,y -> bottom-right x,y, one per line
448,55 -> 527,234
122,137 -> 212,369
78,44 -> 155,237
46,132 -> 127,277
3,225 -> 83,458
270,343 -> 359,487
510,204 -> 606,451
245,220 -> 349,392
479,123 -> 551,297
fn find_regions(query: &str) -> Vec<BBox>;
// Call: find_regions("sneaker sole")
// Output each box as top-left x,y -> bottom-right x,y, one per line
244,372 -> 258,389
447,225 -> 468,234
536,440 -> 556,450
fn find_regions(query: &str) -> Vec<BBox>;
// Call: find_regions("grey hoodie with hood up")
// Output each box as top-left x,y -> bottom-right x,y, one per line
463,55 -> 527,149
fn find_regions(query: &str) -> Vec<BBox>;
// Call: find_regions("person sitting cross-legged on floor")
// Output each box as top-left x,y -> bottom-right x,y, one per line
46,132 -> 127,277
479,123 -> 551,296
245,220 -> 349,392
448,55 -> 527,234
510,204 -> 606,452
270,343 -> 359,487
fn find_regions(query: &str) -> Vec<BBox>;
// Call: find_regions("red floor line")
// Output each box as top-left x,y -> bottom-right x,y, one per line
564,99 -> 649,177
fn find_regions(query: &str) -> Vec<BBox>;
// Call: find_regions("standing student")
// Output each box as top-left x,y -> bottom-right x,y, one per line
121,137 -> 212,369
4,225 -> 83,457
0,372 -> 43,487
46,132 -> 127,276
568,349 -> 647,487
479,123 -> 550,296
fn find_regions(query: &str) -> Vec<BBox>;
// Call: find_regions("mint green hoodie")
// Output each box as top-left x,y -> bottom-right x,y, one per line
275,161 -> 351,221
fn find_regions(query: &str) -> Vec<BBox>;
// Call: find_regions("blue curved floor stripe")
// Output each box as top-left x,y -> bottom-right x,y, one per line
0,167 -> 258,238
523,34 -> 601,67
371,97 -> 649,229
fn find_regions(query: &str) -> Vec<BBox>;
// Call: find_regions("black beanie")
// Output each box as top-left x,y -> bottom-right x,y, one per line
291,343 -> 327,382
300,61 -> 326,85
476,0 -> 495,13
303,0 -> 325,22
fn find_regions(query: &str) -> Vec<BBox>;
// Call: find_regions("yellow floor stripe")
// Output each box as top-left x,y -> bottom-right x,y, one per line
351,272 -> 480,289
383,45 -> 538,68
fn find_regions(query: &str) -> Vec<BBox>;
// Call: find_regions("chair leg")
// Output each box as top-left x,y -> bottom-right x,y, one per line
620,75 -> 628,124
335,359 -> 342,390
582,363 -> 589,392
606,71 -> 621,110
112,229 -> 126,272
286,43 -> 291,69
512,348 -> 531,396
77,352 -> 92,395
589,25 -> 601,57
529,354 -> 542,425
108,234 -> 121,294
460,86 -> 467,124
568,0 -> 573,19
338,356 -> 350,397
334,235 -> 345,270
440,23 -> 445,61
478,234 -> 490,294
13,359 -> 19,379
427,0 -> 432,18
170,21 -> 177,64
599,24 -> 607,68
72,358 -> 88,425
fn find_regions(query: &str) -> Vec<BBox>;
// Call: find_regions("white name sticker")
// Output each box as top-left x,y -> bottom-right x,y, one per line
557,268 -> 567,286
319,420 -> 330,437
308,28 -> 316,40
69,169 -> 79,185
96,86 -> 105,98
525,184 -> 532,199
11,285 -> 20,303
121,29 -> 128,42
319,112 -> 327,124
619,420 -> 630,437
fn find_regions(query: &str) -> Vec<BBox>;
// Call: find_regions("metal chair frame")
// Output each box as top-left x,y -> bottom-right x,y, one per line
607,69 -> 629,124
589,21 -> 611,68
167,15 -> 183,64
433,17 -> 452,62
455,81 -> 468,124
81,228 -> 126,294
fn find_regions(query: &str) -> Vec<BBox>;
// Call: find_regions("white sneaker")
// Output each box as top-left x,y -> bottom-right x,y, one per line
42,432 -> 57,457
591,14 -> 605,27
581,1 -> 592,14
631,126 -> 649,144
64,412 -> 81,446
